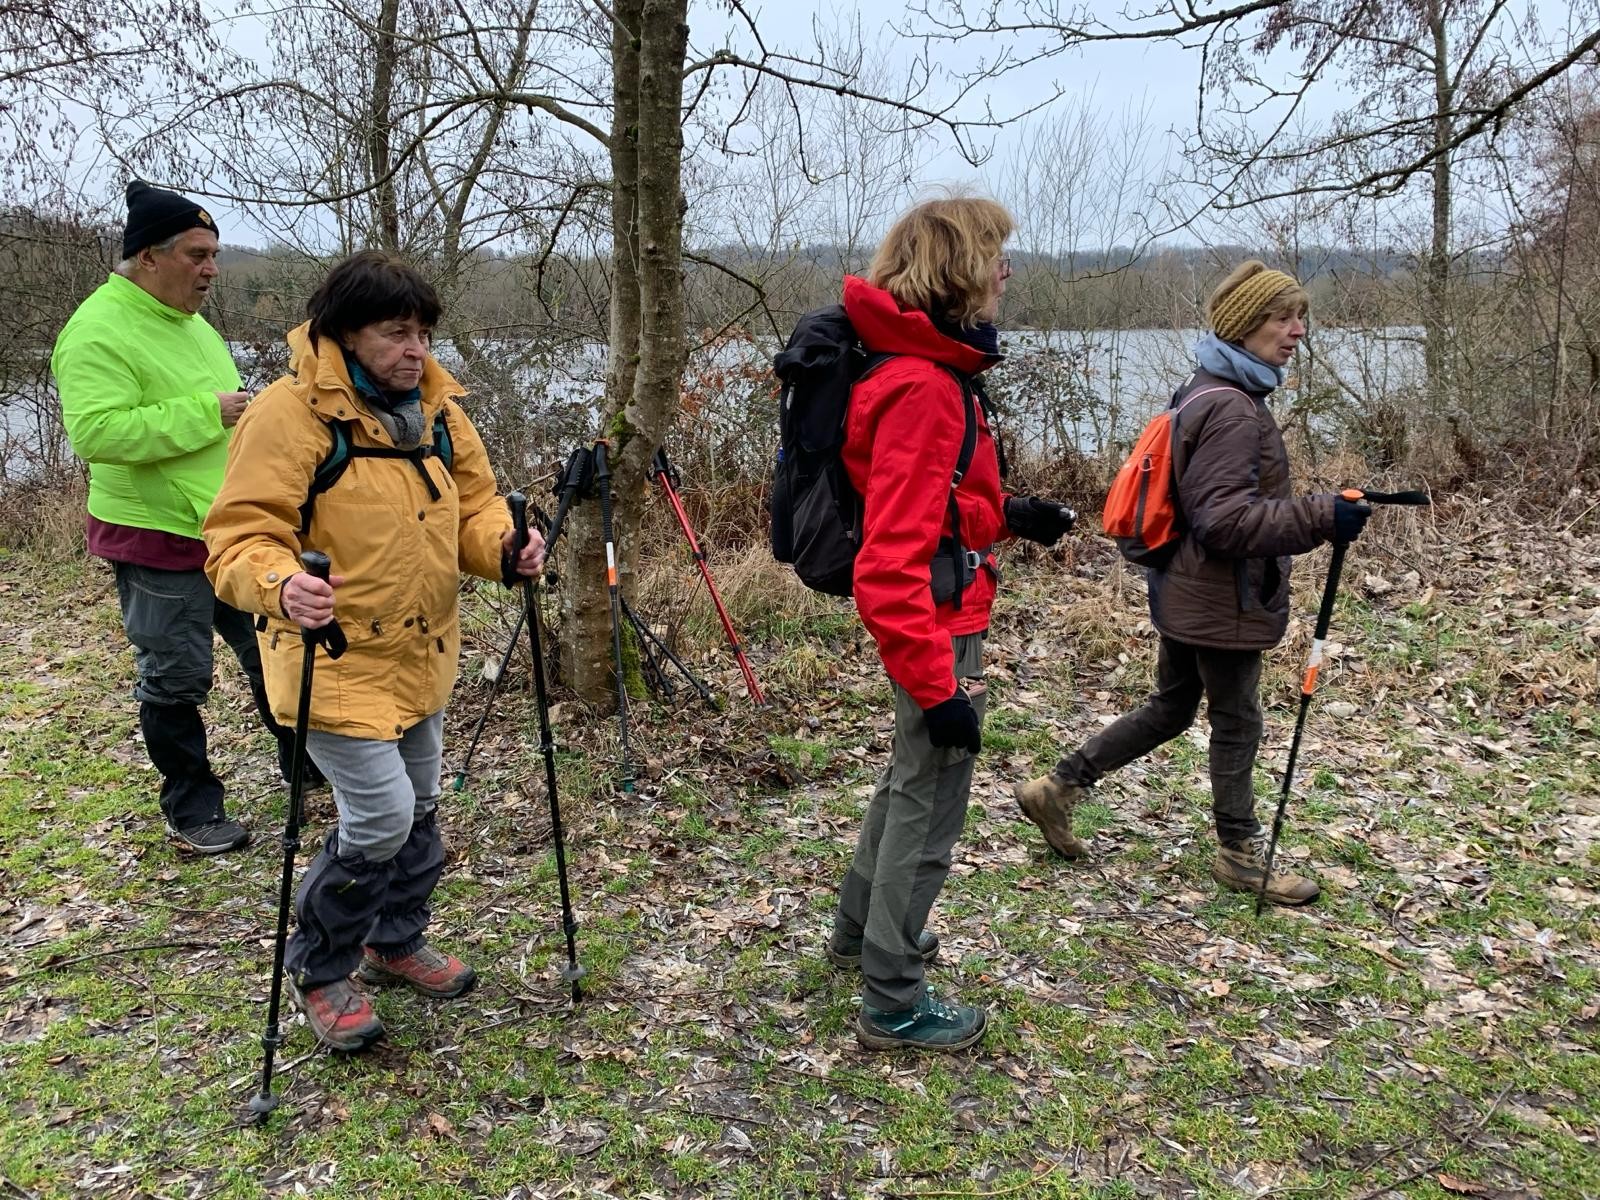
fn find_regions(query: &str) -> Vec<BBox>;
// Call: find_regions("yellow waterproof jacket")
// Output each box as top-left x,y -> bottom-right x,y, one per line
204,323 -> 509,739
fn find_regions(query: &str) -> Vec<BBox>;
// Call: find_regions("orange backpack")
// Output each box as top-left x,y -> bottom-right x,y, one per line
1102,385 -> 1234,566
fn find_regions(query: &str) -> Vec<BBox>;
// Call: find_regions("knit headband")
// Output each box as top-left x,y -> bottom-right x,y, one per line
1210,268 -> 1300,342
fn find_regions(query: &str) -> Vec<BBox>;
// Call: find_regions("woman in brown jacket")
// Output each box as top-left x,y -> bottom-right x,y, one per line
1015,261 -> 1371,905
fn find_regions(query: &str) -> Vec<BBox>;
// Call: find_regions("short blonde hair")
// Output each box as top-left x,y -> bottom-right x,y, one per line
1208,260 -> 1309,342
866,196 -> 1015,327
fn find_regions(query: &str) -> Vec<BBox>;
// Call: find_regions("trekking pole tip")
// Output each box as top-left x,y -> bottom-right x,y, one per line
247,1092 -> 278,1122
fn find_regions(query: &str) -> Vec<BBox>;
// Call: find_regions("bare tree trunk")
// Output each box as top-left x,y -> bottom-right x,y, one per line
1423,5 -> 1453,416
624,0 -> 688,467
560,0 -> 688,707
561,0 -> 645,703
367,0 -> 402,249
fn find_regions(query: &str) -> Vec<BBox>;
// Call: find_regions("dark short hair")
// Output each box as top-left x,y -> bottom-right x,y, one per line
306,250 -> 442,347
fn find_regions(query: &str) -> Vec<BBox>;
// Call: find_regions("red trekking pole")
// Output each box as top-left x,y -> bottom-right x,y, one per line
1257,487 -> 1430,916
649,447 -> 765,706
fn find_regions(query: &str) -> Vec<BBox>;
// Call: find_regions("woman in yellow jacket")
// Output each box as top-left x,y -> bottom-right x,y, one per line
204,251 -> 544,1051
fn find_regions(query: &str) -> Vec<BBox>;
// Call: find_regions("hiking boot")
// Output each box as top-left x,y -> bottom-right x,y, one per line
356,942 -> 477,999
827,930 -> 940,971
288,976 -> 385,1052
1015,773 -> 1088,859
166,818 -> 250,855
1213,834 -> 1321,906
857,987 -> 987,1053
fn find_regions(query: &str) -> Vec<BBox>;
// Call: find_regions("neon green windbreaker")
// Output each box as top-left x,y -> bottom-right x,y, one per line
51,273 -> 241,539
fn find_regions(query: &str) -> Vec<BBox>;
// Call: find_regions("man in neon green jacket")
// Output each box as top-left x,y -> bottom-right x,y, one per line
52,180 -> 305,854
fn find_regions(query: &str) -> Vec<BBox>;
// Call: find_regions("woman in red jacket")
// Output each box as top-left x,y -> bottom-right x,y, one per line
826,197 -> 1075,1052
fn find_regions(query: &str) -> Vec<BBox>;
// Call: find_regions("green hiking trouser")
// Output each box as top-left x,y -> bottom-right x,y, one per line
834,631 -> 987,1011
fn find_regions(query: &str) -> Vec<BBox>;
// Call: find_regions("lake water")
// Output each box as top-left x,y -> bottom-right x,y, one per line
3,325 -> 1425,479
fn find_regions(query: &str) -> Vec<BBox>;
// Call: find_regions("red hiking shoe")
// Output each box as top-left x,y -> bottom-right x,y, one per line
287,977 -> 384,1052
356,943 -> 477,999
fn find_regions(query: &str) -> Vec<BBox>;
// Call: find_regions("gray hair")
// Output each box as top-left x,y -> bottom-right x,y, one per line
114,232 -> 183,277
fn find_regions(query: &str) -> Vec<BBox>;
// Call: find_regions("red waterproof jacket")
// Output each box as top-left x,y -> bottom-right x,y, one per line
840,275 -> 1009,709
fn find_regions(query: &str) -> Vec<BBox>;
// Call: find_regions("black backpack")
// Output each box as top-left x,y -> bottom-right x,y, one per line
297,407 -> 455,532
769,304 -> 984,606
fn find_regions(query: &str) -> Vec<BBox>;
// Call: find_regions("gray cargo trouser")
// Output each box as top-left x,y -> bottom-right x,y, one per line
285,711 -> 446,989
834,632 -> 986,1012
111,563 -> 287,829
1055,635 -> 1264,844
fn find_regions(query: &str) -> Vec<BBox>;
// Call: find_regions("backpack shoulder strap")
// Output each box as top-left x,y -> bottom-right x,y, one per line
430,406 -> 454,472
938,365 -> 981,611
1166,382 -> 1251,526
298,410 -> 456,533
300,419 -> 355,534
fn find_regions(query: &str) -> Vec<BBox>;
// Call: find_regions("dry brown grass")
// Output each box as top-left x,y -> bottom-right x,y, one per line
0,471 -> 86,553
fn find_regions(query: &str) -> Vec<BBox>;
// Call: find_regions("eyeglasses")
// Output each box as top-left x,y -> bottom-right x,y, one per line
996,256 -> 1012,278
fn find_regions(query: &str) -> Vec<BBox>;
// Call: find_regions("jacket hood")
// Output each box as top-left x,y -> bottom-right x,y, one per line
841,275 -> 994,375
285,320 -> 464,416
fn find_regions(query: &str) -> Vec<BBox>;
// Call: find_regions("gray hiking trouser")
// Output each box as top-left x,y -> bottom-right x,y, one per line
1055,635 -> 1264,844
285,711 -> 446,988
834,632 -> 987,1012
111,562 -> 288,829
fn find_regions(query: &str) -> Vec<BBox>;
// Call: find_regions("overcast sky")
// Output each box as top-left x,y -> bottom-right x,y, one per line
66,0 -> 1586,253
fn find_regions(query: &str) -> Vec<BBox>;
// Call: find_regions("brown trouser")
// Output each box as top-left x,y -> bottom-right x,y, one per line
1056,636 -> 1264,844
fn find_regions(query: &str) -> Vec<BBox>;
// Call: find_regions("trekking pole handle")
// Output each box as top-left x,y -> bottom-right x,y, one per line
650,445 -> 679,487
301,550 -> 331,581
592,438 -> 611,482
508,492 -> 530,555
1341,487 -> 1430,506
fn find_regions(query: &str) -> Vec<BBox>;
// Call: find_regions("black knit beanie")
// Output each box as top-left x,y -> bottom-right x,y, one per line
122,180 -> 220,259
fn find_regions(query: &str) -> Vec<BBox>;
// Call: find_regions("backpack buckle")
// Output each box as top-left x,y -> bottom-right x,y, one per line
963,550 -> 982,573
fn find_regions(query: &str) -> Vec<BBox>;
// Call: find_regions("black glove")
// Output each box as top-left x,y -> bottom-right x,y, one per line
1005,495 -> 1077,546
923,688 -> 981,754
1332,497 -> 1372,544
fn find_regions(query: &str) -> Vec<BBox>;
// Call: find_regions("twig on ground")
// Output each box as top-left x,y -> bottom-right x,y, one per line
886,1154 -> 1069,1199
1351,1084 -> 1513,1200
5,940 -> 219,984
225,1050 -> 319,1094
674,1103 -> 769,1127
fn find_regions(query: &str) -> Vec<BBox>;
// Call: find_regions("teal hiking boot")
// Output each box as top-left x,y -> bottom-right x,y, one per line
826,930 -> 940,971
857,987 -> 987,1052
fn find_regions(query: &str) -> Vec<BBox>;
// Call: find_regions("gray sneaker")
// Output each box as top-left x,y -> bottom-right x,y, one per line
827,930 -> 940,971
857,987 -> 987,1052
166,818 -> 249,855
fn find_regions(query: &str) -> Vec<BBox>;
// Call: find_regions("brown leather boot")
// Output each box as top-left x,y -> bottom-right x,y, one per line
1014,773 -> 1089,859
1212,835 -> 1321,906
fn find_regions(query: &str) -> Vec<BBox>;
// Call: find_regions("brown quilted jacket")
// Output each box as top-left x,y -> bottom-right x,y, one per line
1148,368 -> 1335,650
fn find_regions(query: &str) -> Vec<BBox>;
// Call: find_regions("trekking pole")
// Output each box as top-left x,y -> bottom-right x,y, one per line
649,447 -> 766,706
591,440 -> 635,793
621,594 -> 717,706
250,551 -> 347,1123
451,608 -> 525,792
509,491 -> 586,1002
623,599 -> 673,700
1258,488 -> 1430,917
451,447 -> 593,794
